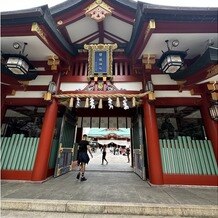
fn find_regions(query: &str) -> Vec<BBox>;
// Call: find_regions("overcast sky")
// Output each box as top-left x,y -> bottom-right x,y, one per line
1,0 -> 218,12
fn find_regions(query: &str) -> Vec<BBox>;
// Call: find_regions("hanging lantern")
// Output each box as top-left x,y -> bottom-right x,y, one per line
157,40 -> 187,74
145,81 -> 154,92
48,81 -> 57,94
2,42 -> 37,80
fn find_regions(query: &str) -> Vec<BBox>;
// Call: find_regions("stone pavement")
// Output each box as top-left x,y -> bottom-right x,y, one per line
1,149 -> 218,217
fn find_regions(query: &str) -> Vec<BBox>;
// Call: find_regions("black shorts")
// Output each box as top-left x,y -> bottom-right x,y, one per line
77,152 -> 90,165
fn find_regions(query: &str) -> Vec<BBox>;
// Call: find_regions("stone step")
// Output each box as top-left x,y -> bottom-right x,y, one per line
1,198 -> 218,217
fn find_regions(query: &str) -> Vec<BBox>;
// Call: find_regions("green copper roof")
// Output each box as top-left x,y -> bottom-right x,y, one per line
87,128 -> 130,138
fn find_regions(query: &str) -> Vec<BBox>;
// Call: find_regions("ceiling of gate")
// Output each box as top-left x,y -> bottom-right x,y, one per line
77,117 -> 131,128
2,0 -> 217,62
51,0 -> 136,51
1,0 -> 217,88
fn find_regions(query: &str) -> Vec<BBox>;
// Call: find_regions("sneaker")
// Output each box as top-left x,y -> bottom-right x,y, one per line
76,173 -> 80,179
81,177 -> 87,182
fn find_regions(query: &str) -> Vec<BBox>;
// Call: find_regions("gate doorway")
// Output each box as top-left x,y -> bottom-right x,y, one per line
53,106 -> 148,181
82,127 -> 133,173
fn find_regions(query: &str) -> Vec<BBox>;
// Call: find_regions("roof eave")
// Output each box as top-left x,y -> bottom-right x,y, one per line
142,3 -> 218,22
1,5 -> 78,56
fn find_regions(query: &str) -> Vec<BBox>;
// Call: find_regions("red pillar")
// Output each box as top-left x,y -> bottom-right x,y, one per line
200,92 -> 218,161
31,99 -> 58,181
143,98 -> 163,185
1,85 -> 10,123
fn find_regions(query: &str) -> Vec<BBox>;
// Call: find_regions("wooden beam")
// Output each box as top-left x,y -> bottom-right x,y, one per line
60,75 -> 143,82
55,11 -> 86,27
132,20 -> 156,60
98,21 -> 104,43
5,98 -> 48,106
154,97 -> 202,107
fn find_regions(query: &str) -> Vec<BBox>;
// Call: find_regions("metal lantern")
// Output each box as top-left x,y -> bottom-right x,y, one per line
145,81 -> 154,92
159,50 -> 186,74
2,42 -> 37,80
157,40 -> 187,74
6,55 -> 30,75
48,81 -> 57,94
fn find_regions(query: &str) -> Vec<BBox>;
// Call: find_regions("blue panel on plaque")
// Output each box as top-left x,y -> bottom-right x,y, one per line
95,51 -> 107,73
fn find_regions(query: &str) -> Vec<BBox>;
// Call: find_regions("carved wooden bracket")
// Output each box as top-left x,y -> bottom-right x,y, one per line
142,54 -> 156,70
85,0 -> 113,22
47,55 -> 60,71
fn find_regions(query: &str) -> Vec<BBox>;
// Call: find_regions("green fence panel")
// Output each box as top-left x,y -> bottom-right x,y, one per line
11,134 -> 24,170
160,139 -> 167,173
15,136 -> 26,170
161,140 -> 167,173
168,140 -> 175,173
178,137 -> 188,174
164,140 -> 171,173
19,138 -> 30,170
188,138 -> 198,174
1,135 -> 39,171
24,138 -> 33,170
174,140 -> 184,174
183,136 -> 194,174
163,140 -> 168,173
200,140 -> 211,174
159,136 -> 217,175
171,140 -> 179,173
192,140 -> 202,174
1,137 -> 7,162
165,140 -> 171,173
206,141 -> 218,175
30,138 -> 39,170
1,137 -> 9,167
6,134 -> 19,170
203,140 -> 215,175
23,138 -> 31,170
3,135 -> 15,169
27,138 -> 36,170
159,140 -> 165,173
196,140 -> 207,175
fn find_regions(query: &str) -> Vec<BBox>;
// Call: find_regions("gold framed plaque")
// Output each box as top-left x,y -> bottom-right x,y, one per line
84,43 -> 117,79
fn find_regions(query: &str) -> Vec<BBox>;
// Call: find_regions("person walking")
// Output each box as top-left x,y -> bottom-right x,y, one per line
76,134 -> 93,181
126,147 -> 130,163
102,145 -> 108,165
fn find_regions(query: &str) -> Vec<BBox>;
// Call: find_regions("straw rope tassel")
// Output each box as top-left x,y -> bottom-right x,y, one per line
98,98 -> 103,109
116,97 -> 120,107
85,98 -> 89,108
69,97 -> 74,107
132,97 -> 136,107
